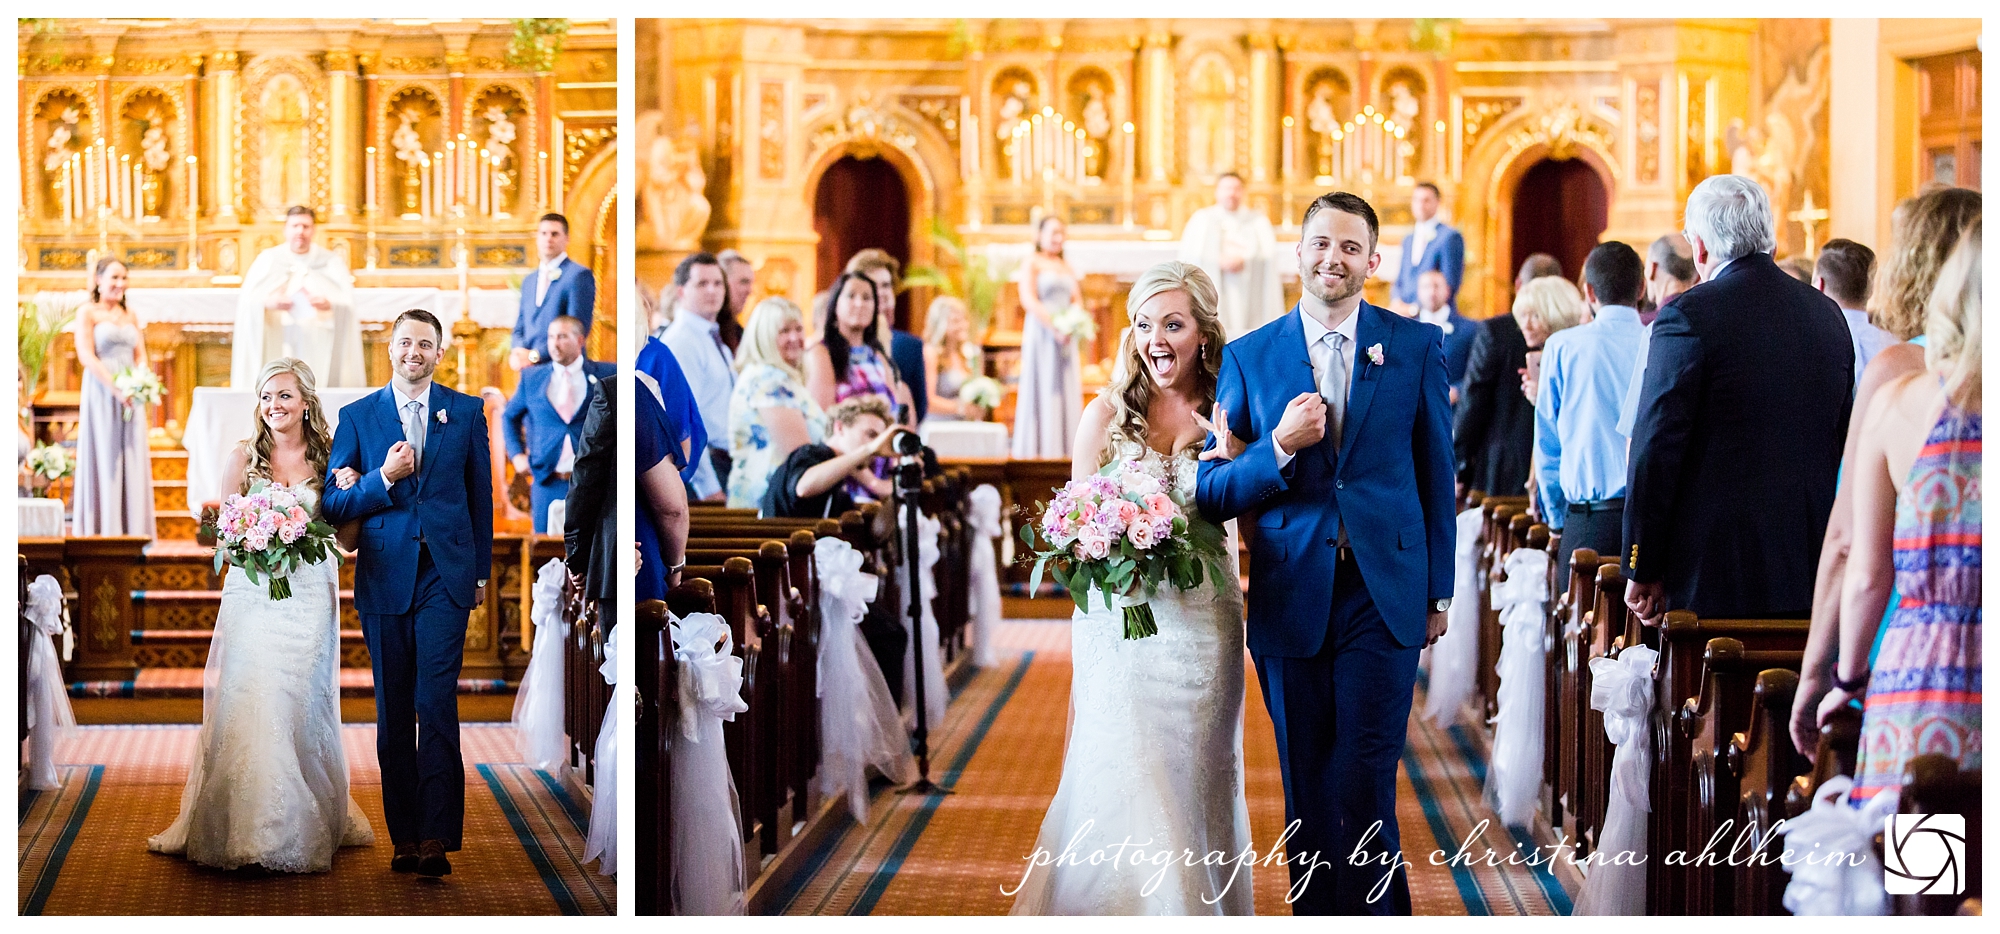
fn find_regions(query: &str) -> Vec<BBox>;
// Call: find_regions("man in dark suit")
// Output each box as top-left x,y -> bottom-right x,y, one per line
1412,269 -> 1477,401
1623,175 -> 1854,623
846,248 -> 928,424
1452,253 -> 1562,497
563,372 -> 617,618
503,315 -> 615,533
510,213 -> 596,371
1390,182 -> 1465,314
1198,192 -> 1456,914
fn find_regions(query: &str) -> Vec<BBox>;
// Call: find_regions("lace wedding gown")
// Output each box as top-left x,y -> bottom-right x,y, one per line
1011,445 -> 1255,915
148,482 -> 374,872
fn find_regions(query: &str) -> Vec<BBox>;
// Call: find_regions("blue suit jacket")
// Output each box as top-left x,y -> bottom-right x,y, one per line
323,383 -> 495,615
1391,225 -> 1465,307
512,256 -> 597,361
1439,309 -> 1478,389
503,358 -> 615,478
1196,302 -> 1457,653
889,329 -> 927,422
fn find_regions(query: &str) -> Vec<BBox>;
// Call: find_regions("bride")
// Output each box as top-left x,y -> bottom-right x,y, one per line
1009,262 -> 1255,915
149,357 -> 374,872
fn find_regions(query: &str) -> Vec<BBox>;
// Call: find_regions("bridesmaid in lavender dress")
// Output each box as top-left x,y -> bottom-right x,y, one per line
1012,217 -> 1084,459
71,257 -> 156,537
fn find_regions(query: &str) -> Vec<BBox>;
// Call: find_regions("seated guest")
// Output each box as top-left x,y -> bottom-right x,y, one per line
1535,242 -> 1647,587
503,315 -> 614,532
637,374 -> 690,603
509,213 -> 595,371
1814,238 -> 1895,394
1821,220 -> 1980,802
1789,187 -> 1981,757
763,396 -> 900,520
727,297 -> 828,512
847,249 -> 927,425
921,296 -> 985,423
659,252 -> 734,499
1513,275 -> 1590,404
1623,175 -> 1854,624
1454,253 -> 1562,497
1412,269 -> 1476,404
563,370 -> 618,613
804,270 -> 910,415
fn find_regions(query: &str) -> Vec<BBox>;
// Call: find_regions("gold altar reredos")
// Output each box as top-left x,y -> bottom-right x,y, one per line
640,18 -> 1902,323
19,19 -> 618,415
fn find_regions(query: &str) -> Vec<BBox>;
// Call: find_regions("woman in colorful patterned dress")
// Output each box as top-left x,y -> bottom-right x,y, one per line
804,270 -> 911,416
727,297 -> 829,511
1821,220 -> 1981,801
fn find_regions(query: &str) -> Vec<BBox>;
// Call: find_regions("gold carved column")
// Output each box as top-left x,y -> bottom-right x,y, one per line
326,49 -> 358,220
1247,28 -> 1277,184
1141,25 -> 1174,184
208,50 -> 240,222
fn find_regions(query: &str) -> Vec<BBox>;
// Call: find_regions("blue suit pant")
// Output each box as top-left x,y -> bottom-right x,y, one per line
530,475 -> 571,534
1253,552 -> 1420,915
362,545 -> 469,849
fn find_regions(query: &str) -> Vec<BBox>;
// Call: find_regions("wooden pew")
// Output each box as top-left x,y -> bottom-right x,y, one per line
1646,612 -> 1810,916
1680,638 -> 1806,915
1571,560 -> 1630,857
1476,498 -> 1529,720
637,598 -> 673,916
1727,668 -> 1811,916
1894,755 -> 1982,915
561,569 -> 608,784
1540,526 -> 1564,834
1550,546 -> 1603,847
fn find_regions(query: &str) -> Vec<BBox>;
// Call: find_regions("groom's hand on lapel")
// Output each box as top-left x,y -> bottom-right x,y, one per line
382,441 -> 417,483
1272,392 -> 1327,456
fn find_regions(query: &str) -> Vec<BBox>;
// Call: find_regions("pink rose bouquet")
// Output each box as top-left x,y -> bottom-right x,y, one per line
207,479 -> 341,600
1019,457 -> 1231,639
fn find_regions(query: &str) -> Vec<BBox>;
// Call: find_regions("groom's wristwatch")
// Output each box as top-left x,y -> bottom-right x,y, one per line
477,579 -> 488,588
1432,599 -> 1451,613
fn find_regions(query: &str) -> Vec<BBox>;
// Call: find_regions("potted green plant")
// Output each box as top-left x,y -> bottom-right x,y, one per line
902,217 -> 1016,340
18,296 -> 79,418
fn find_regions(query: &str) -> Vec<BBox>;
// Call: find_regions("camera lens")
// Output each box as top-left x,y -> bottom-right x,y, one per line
893,430 -> 924,456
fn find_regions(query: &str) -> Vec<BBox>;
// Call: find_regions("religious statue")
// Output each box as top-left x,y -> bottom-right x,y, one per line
392,106 -> 425,215
1185,58 -> 1232,180
45,106 -> 80,173
637,111 -> 710,251
139,107 -> 171,219
1078,82 -> 1112,179
1307,81 -> 1340,178
258,76 -> 312,214
994,79 -> 1032,178
484,104 -> 517,207
1388,81 -> 1421,181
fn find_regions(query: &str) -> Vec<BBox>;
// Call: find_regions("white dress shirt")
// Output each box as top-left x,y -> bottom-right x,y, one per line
1407,218 -> 1438,267
1274,306 -> 1358,468
533,254 -> 565,307
384,382 -> 428,490
546,357 -> 587,472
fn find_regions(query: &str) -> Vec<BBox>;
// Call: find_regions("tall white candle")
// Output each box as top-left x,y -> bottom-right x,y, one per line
187,154 -> 198,218
1123,123 -> 1135,183
365,146 -> 376,213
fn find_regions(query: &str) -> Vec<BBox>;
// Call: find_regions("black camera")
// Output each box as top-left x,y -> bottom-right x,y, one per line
891,428 -> 925,457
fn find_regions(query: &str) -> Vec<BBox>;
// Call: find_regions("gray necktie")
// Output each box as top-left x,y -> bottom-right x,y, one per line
1321,331 -> 1349,448
403,399 -> 426,472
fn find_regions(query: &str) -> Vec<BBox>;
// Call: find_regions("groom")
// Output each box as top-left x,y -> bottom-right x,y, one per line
1196,192 -> 1456,914
323,309 -> 494,878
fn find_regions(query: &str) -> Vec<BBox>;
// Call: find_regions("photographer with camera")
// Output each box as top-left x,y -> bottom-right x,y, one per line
762,395 -> 910,519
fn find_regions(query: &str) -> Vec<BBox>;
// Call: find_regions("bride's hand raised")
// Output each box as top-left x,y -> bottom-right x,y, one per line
1192,404 -> 1247,462
331,467 -> 361,490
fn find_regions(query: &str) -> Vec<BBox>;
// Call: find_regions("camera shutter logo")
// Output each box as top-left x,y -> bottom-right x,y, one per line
1882,813 -> 1966,895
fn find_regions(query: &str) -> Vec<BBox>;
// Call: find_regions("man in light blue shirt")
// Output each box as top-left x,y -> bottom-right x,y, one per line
1537,241 -> 1648,586
659,252 -> 734,500
1813,238 -> 1894,394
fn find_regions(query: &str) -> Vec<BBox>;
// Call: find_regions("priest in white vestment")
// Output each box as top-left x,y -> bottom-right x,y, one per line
232,206 -> 366,388
1177,172 -> 1285,338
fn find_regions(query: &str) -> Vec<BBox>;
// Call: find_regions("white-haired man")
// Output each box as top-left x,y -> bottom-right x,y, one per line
1622,175 -> 1854,626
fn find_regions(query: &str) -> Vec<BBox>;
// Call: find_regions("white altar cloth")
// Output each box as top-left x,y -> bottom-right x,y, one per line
921,421 -> 1011,460
33,287 -> 521,335
181,386 -> 378,511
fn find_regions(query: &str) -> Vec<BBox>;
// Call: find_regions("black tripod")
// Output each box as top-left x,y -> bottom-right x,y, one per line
894,454 -> 948,795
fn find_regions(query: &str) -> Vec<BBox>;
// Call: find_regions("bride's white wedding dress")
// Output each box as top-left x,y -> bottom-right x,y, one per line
148,481 -> 374,872
1010,444 -> 1255,915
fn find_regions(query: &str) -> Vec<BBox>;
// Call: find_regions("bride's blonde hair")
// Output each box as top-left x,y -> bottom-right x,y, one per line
1099,261 -> 1225,464
243,357 -> 333,494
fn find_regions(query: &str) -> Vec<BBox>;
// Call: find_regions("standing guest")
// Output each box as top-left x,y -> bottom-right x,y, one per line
1788,187 -> 1981,757
1514,276 -> 1590,405
921,296 -> 985,423
762,396 -> 900,520
804,270 -> 911,419
1391,181 -> 1466,317
1820,221 -> 1980,801
1642,234 -> 1697,326
846,249 -> 926,424
508,213 -> 596,371
636,377 -> 689,603
1412,269 -> 1476,403
564,371 -> 619,622
1013,216 -> 1085,458
503,316 -> 613,533
659,252 -> 735,500
1623,175 -> 1854,623
1813,238 -> 1895,393
1777,256 -> 1816,284
1535,242 -> 1647,588
1453,253 -> 1561,497
717,249 -> 757,323
1178,171 -> 1285,337
727,297 -> 828,512
71,257 -> 157,537
636,335 -> 706,488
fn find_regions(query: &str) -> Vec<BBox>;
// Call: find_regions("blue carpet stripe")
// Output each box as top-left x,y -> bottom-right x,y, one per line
478,763 -> 582,916
1444,720 -> 1572,914
1400,742 -> 1493,915
1418,722 -> 1528,914
22,765 -> 104,916
846,651 -> 1035,916
530,766 -> 591,835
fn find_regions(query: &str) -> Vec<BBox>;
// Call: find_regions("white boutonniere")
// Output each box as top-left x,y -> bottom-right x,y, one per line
1441,320 -> 1455,336
1367,343 -> 1385,366
435,408 -> 449,425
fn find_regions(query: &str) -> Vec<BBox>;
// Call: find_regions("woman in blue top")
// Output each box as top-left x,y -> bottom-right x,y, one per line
637,373 -> 688,603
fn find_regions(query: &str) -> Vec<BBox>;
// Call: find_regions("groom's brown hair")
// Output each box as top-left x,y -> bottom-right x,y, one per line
393,308 -> 444,343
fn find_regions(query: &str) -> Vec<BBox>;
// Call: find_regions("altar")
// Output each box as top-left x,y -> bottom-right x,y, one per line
117,286 -> 521,332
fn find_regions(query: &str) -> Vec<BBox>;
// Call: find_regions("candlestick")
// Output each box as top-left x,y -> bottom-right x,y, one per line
365,146 -> 377,215
1283,117 -> 1295,180
538,151 -> 548,212
186,155 -> 201,270
1123,122 -> 1135,183
421,159 -> 432,219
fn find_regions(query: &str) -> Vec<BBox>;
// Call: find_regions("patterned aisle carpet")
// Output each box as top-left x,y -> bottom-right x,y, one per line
780,619 -> 1571,916
16,723 -> 614,915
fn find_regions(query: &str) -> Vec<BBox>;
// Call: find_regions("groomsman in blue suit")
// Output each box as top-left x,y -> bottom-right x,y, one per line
503,315 -> 614,532
509,213 -> 596,371
1412,269 -> 1478,403
1198,192 -> 1456,914
1390,182 -> 1464,315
